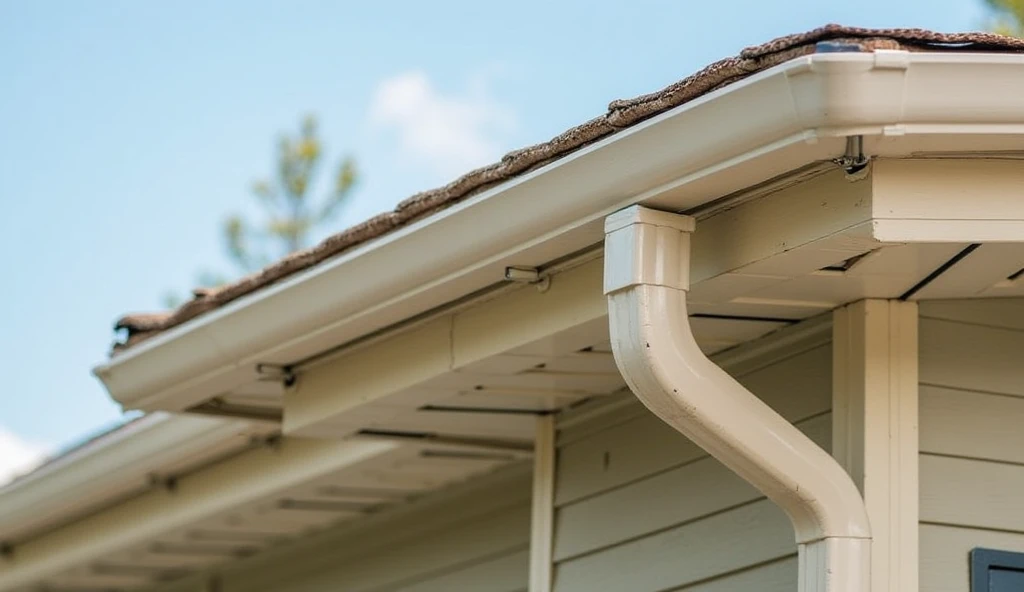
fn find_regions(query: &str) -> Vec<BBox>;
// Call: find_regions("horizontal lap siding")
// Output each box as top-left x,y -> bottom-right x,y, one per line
919,299 -> 1024,592
552,341 -> 832,592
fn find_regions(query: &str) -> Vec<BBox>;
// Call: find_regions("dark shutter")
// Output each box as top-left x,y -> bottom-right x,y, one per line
972,548 -> 1024,592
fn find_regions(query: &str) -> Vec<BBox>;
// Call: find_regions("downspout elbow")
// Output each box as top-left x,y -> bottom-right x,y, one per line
604,206 -> 870,590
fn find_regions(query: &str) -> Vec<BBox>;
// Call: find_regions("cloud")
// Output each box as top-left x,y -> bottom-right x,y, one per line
370,71 -> 516,178
0,427 -> 49,487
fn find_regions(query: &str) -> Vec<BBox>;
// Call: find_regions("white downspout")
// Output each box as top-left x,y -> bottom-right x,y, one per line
604,206 -> 871,592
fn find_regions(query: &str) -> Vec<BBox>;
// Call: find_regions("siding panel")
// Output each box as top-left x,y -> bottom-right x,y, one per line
553,499 -> 793,592
667,556 -> 797,592
385,549 -> 529,592
920,299 -> 1024,332
921,525 -> 1024,592
918,301 -> 1024,592
553,338 -> 832,592
919,317 -> 1024,398
921,455 -> 1024,533
554,413 -> 830,562
555,344 -> 831,506
920,385 -> 1024,465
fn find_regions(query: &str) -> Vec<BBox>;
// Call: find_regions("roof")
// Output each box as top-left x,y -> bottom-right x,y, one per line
113,24 -> 1024,352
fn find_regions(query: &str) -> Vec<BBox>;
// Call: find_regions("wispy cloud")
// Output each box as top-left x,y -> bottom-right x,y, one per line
370,71 -> 516,178
0,427 -> 49,487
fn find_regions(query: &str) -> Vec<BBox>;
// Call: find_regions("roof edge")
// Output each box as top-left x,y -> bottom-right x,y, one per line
112,25 -> 1024,351
0,413 -> 248,544
96,33 -> 1024,415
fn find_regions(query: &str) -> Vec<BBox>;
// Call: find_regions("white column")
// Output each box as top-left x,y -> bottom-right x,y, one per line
833,299 -> 919,592
528,414 -> 555,592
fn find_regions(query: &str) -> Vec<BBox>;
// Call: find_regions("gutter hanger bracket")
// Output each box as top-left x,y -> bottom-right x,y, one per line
834,135 -> 869,177
256,363 -> 297,388
505,266 -> 551,293
835,135 -> 868,176
603,205 -> 871,592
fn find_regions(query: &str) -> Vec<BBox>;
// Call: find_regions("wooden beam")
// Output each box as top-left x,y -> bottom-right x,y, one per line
872,159 -> 1024,243
832,299 -> 919,592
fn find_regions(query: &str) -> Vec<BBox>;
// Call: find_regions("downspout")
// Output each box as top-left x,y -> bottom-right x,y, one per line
604,206 -> 871,592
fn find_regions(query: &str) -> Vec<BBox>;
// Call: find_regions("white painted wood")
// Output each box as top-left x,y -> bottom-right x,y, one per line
912,244 -> 1024,300
872,159 -> 1024,222
689,168 -> 872,284
920,385 -> 1024,465
287,260 -> 608,437
870,159 -> 1024,243
919,298 -> 1024,332
688,316 -> 790,354
370,409 -> 537,441
920,525 -> 1024,592
871,218 -> 1024,243
921,454 -> 1024,533
844,243 -> 968,279
529,416 -> 555,592
743,266 -> 915,309
832,299 -> 919,592
919,317 -> 1024,398
288,317 -> 454,435
552,499 -> 794,592
554,413 -> 829,562
451,259 -> 607,369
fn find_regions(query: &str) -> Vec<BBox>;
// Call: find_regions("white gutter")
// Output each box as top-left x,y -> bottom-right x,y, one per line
95,52 -> 1024,414
604,206 -> 870,591
0,437 -> 397,592
0,413 -> 250,544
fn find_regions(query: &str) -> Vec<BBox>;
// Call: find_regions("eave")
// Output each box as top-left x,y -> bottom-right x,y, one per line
88,50 -> 1022,415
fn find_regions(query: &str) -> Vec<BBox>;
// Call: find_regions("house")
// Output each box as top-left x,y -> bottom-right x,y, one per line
2,24 -> 1024,592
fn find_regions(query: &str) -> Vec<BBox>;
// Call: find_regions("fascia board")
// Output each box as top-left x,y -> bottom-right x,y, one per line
94,52 -> 1024,414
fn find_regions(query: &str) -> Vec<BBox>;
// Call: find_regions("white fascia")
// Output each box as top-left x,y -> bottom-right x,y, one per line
604,206 -> 870,591
94,51 -> 1024,414
0,414 -> 248,544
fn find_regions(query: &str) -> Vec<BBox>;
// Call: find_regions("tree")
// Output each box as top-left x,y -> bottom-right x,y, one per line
164,115 -> 357,307
228,115 -> 358,271
984,0 -> 1024,36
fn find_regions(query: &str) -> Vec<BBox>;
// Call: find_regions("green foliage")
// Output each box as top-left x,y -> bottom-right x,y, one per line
164,115 -> 358,309
984,0 -> 1024,36
228,115 -> 358,271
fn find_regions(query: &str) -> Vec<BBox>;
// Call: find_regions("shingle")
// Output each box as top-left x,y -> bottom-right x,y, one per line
111,24 -> 1024,353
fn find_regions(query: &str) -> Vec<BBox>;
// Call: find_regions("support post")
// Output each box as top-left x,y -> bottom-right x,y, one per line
528,414 -> 555,592
833,299 -> 919,592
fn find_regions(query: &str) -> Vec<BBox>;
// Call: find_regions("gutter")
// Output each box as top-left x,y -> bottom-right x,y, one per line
95,52 -> 1024,414
0,413 -> 251,544
0,437 -> 397,592
604,206 -> 870,591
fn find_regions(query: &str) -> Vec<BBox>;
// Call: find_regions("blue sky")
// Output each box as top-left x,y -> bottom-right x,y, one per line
0,0 -> 991,480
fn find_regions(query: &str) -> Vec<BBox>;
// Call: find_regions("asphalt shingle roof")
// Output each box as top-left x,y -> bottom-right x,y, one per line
113,24 -> 1024,352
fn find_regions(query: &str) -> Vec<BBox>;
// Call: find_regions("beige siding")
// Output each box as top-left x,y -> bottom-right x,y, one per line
919,299 -> 1024,592
552,338 -> 832,592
